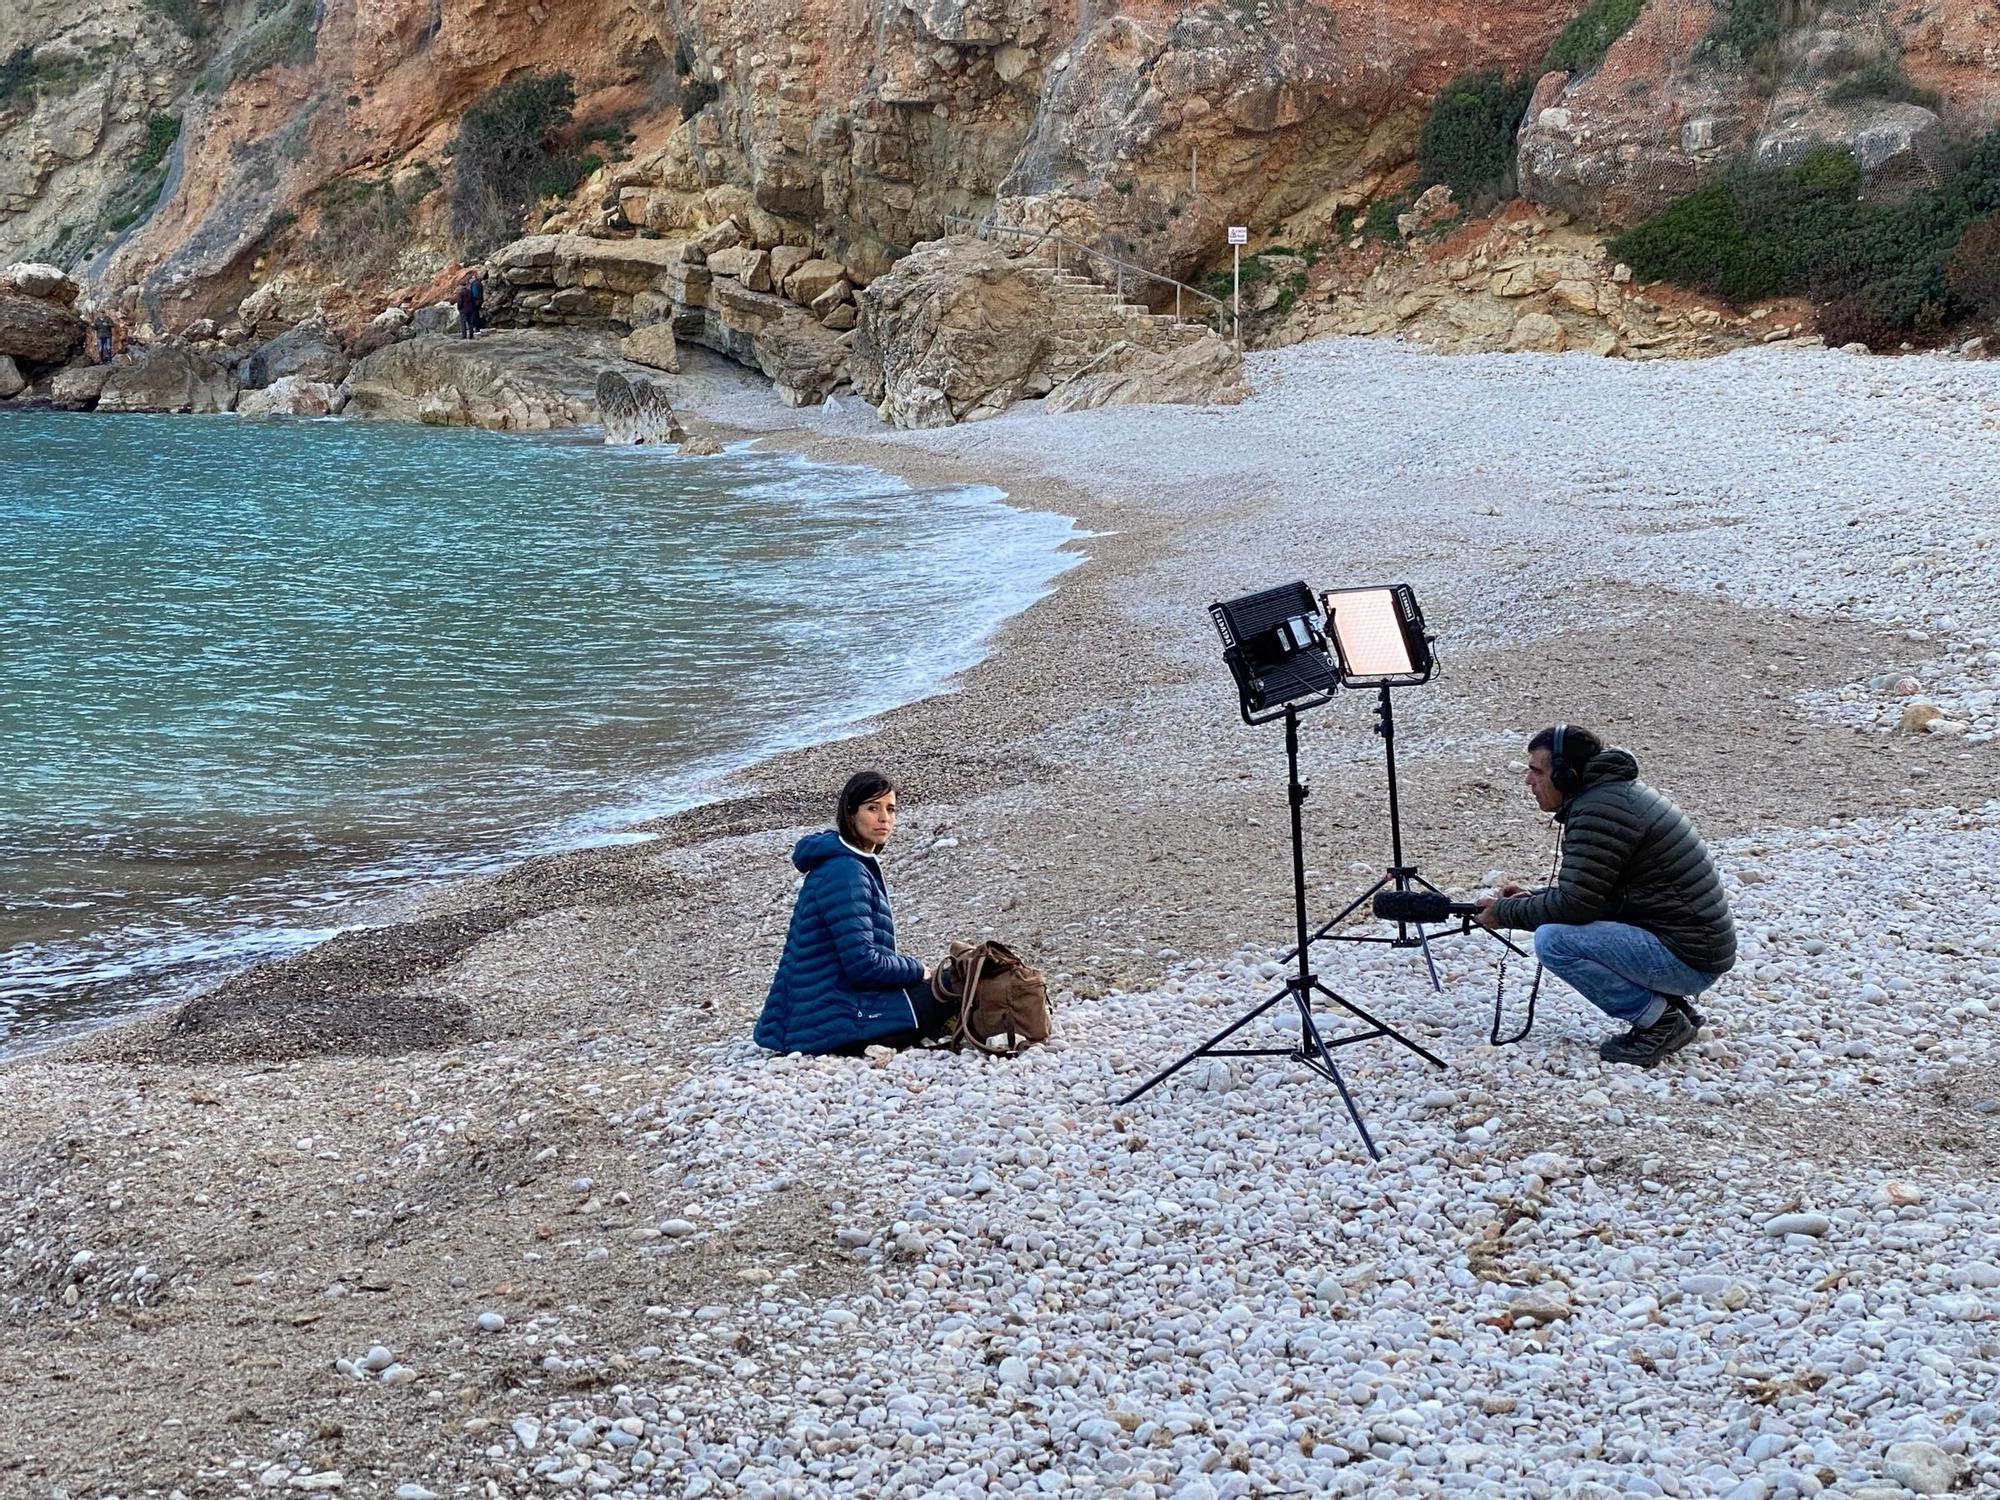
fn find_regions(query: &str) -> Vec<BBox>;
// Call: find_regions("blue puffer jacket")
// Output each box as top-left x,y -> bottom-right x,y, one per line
754,830 -> 926,1054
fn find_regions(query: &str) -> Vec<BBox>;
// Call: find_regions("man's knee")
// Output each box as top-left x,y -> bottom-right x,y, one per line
1534,924 -> 1582,966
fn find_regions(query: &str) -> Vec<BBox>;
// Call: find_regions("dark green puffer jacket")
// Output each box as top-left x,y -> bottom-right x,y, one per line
1491,748 -> 1736,973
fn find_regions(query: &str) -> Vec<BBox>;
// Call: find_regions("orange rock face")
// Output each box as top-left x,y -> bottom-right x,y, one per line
26,0 -> 2000,327
77,0 -> 1591,324
95,0 -> 667,326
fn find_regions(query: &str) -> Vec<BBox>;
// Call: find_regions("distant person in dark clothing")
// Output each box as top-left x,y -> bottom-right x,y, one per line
754,770 -> 953,1056
1478,724 -> 1736,1068
456,272 -> 484,339
93,312 -> 114,364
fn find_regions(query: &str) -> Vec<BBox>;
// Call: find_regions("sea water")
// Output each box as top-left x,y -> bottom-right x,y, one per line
0,412 -> 1079,1052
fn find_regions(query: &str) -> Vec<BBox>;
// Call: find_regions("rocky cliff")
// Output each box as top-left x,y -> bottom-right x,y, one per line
5,0 -> 1999,353
1518,0 -> 2000,230
5,0 -> 1590,327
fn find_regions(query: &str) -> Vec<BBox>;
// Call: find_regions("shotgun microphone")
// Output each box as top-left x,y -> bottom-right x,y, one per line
1372,890 -> 1483,925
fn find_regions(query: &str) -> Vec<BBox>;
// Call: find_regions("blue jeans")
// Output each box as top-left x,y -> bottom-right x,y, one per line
1533,922 -> 1722,1026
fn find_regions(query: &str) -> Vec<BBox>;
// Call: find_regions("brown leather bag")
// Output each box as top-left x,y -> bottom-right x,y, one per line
930,940 -> 1052,1055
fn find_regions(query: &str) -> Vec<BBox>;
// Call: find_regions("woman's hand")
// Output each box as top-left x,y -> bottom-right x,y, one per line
921,964 -> 933,983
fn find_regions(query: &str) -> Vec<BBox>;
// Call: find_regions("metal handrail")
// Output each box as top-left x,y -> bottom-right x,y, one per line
938,212 -> 1236,342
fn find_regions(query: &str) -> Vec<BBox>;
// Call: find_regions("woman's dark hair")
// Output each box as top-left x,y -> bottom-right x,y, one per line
1527,724 -> 1603,779
836,770 -> 897,850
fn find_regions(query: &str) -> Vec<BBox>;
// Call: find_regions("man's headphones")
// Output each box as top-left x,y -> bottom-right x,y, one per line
1550,723 -> 1583,796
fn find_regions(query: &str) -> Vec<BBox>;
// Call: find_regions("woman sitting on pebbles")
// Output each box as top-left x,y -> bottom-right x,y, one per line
754,770 -> 952,1055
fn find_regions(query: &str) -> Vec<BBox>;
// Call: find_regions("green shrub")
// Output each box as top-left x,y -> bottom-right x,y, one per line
1609,146 -> 1864,302
309,175 -> 411,278
1946,212 -> 2000,316
1706,0 -> 1815,90
1612,130 -> 2000,339
145,0 -> 210,38
680,75 -> 718,120
1416,70 -> 1535,208
1824,59 -> 1942,112
136,115 -> 181,173
0,45 -> 34,109
1,43 -> 100,110
1363,191 -> 1415,240
222,0 -> 318,86
448,71 -> 579,255
1543,0 -> 1645,76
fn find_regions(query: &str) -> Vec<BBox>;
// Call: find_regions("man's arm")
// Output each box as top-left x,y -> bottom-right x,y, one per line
1485,801 -> 1630,931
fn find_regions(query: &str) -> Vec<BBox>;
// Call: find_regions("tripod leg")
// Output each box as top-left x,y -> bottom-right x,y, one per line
1312,980 -> 1449,1070
1117,988 -> 1289,1105
1416,924 -> 1442,992
1293,872 -> 1392,957
1297,1005 -> 1380,1161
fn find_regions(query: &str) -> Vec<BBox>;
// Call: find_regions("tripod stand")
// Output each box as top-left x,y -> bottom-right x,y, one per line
1117,703 -> 1445,1160
1314,684 -> 1525,988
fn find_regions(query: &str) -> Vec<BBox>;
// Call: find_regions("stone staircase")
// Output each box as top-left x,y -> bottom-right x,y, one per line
1017,262 -> 1228,387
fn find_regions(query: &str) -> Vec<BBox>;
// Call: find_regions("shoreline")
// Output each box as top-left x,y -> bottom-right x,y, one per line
4,338 -> 1998,1496
0,415 -> 1088,1063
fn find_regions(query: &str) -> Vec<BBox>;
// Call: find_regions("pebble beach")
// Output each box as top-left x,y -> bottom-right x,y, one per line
3,339 -> 1998,1499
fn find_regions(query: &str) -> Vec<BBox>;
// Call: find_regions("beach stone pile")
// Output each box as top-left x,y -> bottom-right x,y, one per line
465,796 -> 2000,1497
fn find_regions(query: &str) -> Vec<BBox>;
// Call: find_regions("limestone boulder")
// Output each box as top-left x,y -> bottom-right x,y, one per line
810,280 -> 855,321
1396,184 -> 1458,239
0,356 -> 23,400
0,290 -> 85,366
690,279 -> 850,406
708,246 -> 773,292
769,245 -> 813,288
1751,99 -> 1950,201
97,346 -> 239,414
1042,337 -> 1248,415
785,258 -> 848,306
1507,311 -> 1568,352
596,370 -> 686,444
685,221 -> 744,263
236,377 -> 346,418
411,302 -> 462,337
619,323 -> 681,373
553,235 -> 685,294
51,364 -> 113,411
852,238 -> 1060,427
857,237 -> 1248,426
666,263 -> 713,310
343,333 -> 603,431
3,263 -> 78,303
489,235 -> 562,275
238,322 -> 350,390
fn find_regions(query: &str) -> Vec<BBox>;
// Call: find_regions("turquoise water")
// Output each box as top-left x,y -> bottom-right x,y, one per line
0,412 -> 1080,1051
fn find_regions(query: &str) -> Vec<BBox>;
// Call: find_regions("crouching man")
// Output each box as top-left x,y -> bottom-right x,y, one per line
1478,724 -> 1735,1067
